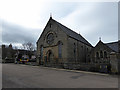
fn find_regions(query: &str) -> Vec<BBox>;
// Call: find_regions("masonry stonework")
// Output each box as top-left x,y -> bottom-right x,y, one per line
37,17 -> 93,65
36,17 -> 119,74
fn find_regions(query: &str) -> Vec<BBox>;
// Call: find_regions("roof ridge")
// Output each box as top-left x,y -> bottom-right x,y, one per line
105,41 -> 118,44
52,19 -> 79,34
52,18 -> 92,47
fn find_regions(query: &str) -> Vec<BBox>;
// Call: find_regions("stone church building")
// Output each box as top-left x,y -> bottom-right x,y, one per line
37,17 -> 93,65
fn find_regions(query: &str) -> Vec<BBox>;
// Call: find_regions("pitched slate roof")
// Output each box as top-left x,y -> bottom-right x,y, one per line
52,18 -> 92,47
106,41 -> 118,52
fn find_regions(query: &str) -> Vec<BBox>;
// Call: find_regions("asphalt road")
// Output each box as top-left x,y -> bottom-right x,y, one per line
2,63 -> 118,88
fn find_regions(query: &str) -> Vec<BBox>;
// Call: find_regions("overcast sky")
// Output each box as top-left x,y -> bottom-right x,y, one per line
0,0 -> 118,48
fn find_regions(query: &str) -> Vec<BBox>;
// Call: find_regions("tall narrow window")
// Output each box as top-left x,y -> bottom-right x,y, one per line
40,45 -> 43,59
50,23 -> 52,28
87,48 -> 88,52
48,51 -> 52,62
74,43 -> 76,60
100,50 -> 103,58
96,52 -> 99,59
104,51 -> 107,58
58,41 -> 62,58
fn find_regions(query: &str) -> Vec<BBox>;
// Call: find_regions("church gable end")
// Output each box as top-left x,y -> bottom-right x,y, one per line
37,17 -> 93,66
37,17 -> 68,46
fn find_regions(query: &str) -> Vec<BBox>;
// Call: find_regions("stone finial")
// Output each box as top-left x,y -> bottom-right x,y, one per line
50,13 -> 52,19
2,45 -> 5,48
9,44 -> 12,48
99,37 -> 101,41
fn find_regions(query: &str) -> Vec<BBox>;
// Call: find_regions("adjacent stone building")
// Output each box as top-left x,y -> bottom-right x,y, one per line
2,44 -> 14,60
2,44 -> 36,63
37,17 -> 93,65
90,40 -> 119,73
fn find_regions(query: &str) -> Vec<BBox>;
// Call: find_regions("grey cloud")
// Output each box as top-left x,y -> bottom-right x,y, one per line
2,20 -> 41,45
40,2 -> 79,20
65,2 -> 118,46
53,2 -> 79,18
87,2 -> 118,45
1,2 -> 118,47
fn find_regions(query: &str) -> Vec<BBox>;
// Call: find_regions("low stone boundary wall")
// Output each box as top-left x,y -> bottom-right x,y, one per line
41,63 -> 111,73
2,59 -> 14,63
63,63 -> 100,71
25,62 -> 38,66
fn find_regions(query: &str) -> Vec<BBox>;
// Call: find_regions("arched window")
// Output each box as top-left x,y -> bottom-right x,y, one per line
58,41 -> 62,58
40,45 -> 43,59
46,33 -> 54,45
100,50 -> 103,58
104,51 -> 107,58
48,50 -> 52,62
96,52 -> 99,59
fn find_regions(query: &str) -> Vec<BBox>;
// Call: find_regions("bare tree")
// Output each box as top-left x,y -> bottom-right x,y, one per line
22,43 -> 26,50
22,42 -> 35,51
14,46 -> 18,50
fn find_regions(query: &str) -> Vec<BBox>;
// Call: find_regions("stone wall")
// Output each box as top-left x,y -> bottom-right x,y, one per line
67,36 -> 92,63
2,44 -> 14,60
110,52 -> 118,73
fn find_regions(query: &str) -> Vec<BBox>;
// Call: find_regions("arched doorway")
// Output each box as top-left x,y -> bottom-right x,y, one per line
46,50 -> 54,63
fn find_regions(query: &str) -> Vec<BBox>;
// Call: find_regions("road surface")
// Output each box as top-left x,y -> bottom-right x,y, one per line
2,63 -> 118,88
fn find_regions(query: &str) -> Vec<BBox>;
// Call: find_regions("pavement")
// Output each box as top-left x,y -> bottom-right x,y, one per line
2,63 -> 118,88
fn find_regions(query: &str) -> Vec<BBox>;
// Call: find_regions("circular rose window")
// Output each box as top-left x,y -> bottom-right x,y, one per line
46,33 -> 54,45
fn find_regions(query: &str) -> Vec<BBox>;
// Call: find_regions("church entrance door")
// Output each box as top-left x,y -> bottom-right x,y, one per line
47,50 -> 54,63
